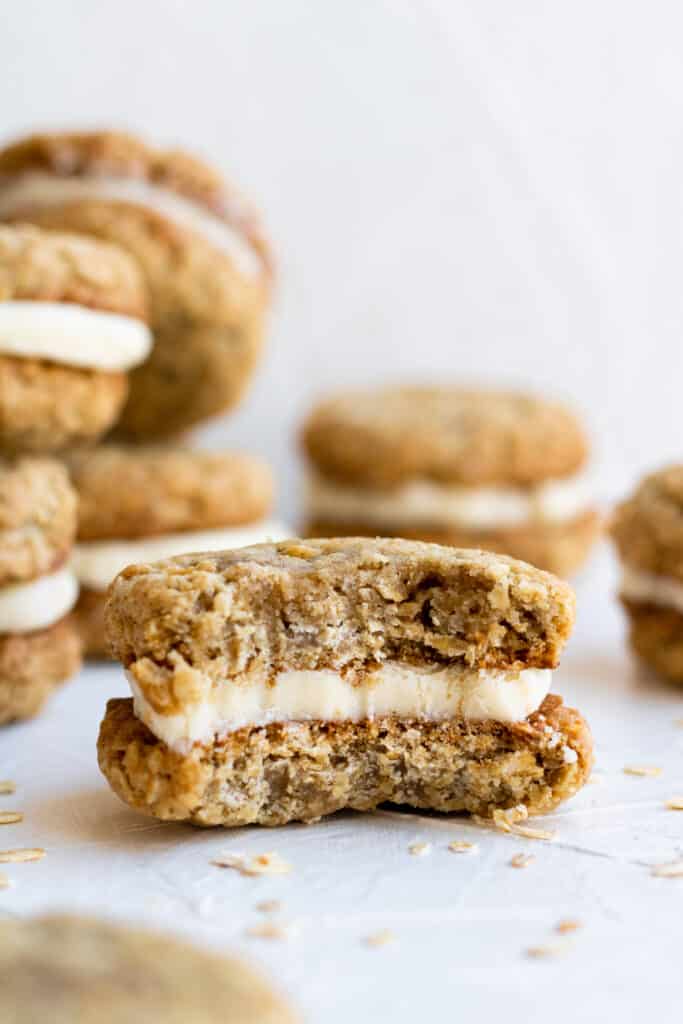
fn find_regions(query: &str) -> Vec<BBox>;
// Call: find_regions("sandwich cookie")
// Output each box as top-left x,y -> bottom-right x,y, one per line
0,915 -> 298,1024
98,538 -> 592,826
0,457 -> 80,724
301,387 -> 601,577
0,130 -> 272,439
612,465 -> 683,683
0,224 -> 150,453
69,444 -> 288,657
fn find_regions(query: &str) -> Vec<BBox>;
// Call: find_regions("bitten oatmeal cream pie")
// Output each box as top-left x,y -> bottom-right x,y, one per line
98,538 -> 592,826
611,465 -> 683,684
0,456 -> 80,725
301,387 -> 601,577
0,915 -> 298,1023
0,224 -> 150,453
0,130 -> 272,439
68,444 -> 287,658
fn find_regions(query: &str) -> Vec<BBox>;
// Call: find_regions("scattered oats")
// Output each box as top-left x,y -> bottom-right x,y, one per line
364,930 -> 395,948
245,920 -> 298,941
0,812 -> 22,825
587,773 -> 602,784
624,765 -> 662,777
0,782 -> 15,795
665,797 -> 683,810
651,860 -> 683,878
408,842 -> 432,857
556,919 -> 582,934
0,848 -> 44,863
509,824 -> 556,841
255,899 -> 282,914
472,805 -> 554,841
448,840 -> 478,854
510,853 -> 535,869
0,873 -> 10,889
211,851 -> 291,877
526,942 -> 570,959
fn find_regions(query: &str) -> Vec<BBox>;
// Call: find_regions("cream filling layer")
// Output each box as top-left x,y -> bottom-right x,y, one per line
0,173 -> 262,278
307,472 -> 591,530
128,664 -> 552,754
0,301 -> 152,371
72,520 -> 290,591
0,565 -> 78,634
620,565 -> 683,616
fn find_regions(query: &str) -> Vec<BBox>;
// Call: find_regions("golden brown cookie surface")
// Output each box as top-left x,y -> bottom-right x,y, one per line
611,465 -> 683,581
0,616 -> 81,725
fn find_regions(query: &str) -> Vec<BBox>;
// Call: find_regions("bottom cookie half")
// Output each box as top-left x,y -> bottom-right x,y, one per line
98,695 -> 593,827
623,599 -> 683,684
0,616 -> 82,725
306,509 -> 601,579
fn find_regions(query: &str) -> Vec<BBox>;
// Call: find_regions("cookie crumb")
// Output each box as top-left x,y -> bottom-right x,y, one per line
408,842 -> 432,856
0,872 -> 10,889
526,942 -> 570,959
0,848 -> 44,863
587,773 -> 602,784
624,765 -> 662,777
255,900 -> 282,914
664,797 -> 683,810
245,920 -> 298,941
448,840 -> 478,854
510,853 -> 535,869
211,851 -> 291,877
651,860 -> 683,878
0,812 -> 22,825
556,919 -> 581,934
364,930 -> 395,948
0,782 -> 15,795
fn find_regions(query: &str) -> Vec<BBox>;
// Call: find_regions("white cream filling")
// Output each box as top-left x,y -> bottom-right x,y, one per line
128,663 -> 552,754
72,520 -> 290,591
620,565 -> 683,615
307,472 -> 590,530
0,565 -> 78,634
0,173 -> 262,278
0,301 -> 152,371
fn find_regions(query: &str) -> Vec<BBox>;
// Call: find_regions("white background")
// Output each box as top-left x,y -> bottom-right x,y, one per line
3,1 -> 682,521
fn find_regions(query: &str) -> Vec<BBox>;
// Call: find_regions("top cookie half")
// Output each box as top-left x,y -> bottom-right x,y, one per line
611,464 -> 683,581
106,538 -> 575,686
302,387 -> 588,488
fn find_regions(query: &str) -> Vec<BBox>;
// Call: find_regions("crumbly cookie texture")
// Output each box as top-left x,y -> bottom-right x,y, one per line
68,445 -> 274,541
74,587 -> 110,659
0,131 -> 272,439
98,694 -> 592,826
611,465 -> 683,582
0,616 -> 81,725
307,509 -> 601,580
0,223 -> 147,317
0,914 -> 297,1024
0,356 -> 127,454
302,387 -> 589,488
105,539 -> 575,720
621,599 -> 683,685
0,456 -> 76,585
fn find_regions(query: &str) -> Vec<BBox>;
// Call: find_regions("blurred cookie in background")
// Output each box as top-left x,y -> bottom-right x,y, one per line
0,224 -> 150,454
0,130 -> 273,440
301,385 -> 600,577
612,464 -> 683,684
0,914 -> 298,1023
68,444 -> 288,657
0,456 -> 80,725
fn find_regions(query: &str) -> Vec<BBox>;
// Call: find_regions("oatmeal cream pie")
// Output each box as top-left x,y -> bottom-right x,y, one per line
98,537 -> 592,827
0,456 -> 81,725
0,130 -> 272,439
69,444 -> 288,657
301,387 -> 601,577
0,224 -> 151,453
0,914 -> 298,1023
611,465 -> 683,684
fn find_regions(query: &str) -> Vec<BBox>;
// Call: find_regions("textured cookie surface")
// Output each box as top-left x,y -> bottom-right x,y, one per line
0,616 -> 81,725
0,456 -> 76,585
0,223 -> 146,317
69,444 -> 274,540
0,131 -> 271,439
105,538 -> 575,720
308,509 -> 601,580
611,465 -> 683,581
0,914 -> 296,1023
302,387 -> 588,488
98,693 -> 592,826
